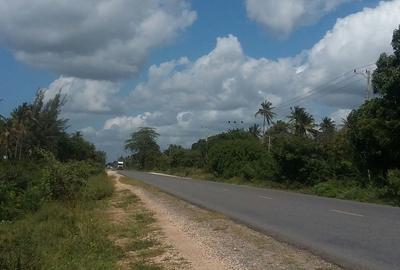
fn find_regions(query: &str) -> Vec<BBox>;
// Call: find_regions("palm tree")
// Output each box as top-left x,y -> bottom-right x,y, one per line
255,100 -> 275,136
288,106 -> 316,137
248,124 -> 261,138
320,117 -> 336,134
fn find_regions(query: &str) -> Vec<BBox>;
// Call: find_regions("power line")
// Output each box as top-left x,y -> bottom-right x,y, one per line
275,76 -> 363,115
275,74 -> 356,110
275,63 -> 375,109
272,63 -> 376,115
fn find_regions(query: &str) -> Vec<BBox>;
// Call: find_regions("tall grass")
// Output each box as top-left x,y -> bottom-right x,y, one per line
0,173 -> 118,270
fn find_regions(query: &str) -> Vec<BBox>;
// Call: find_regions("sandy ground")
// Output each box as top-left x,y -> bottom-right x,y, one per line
108,171 -> 341,270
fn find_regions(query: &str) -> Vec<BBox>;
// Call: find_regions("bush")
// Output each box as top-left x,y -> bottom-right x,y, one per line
313,180 -> 382,203
385,170 -> 400,205
83,173 -> 114,201
273,136 -> 333,186
0,151 -> 104,221
0,162 -> 46,221
208,138 -> 277,181
0,183 -> 116,270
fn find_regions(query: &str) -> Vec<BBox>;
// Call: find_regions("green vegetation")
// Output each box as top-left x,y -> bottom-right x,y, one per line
0,90 -> 106,221
122,26 -> 400,206
0,173 -> 116,270
0,90 -> 112,267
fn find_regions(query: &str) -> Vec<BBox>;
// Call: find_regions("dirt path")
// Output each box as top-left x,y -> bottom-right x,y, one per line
108,171 -> 341,270
109,170 -> 230,270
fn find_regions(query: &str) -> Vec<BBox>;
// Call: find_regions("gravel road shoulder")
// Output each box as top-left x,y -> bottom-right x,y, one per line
111,171 -> 342,270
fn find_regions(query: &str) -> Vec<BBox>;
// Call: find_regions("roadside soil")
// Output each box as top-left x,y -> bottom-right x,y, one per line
108,170 -> 342,270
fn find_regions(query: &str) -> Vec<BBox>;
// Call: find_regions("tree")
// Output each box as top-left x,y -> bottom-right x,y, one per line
320,117 -> 335,134
288,106 -> 316,137
255,100 -> 275,136
267,120 -> 290,137
125,127 -> 161,169
9,103 -> 34,160
273,136 -> 332,186
318,117 -> 336,142
0,90 -> 68,160
347,25 -> 400,182
248,124 -> 261,138
372,26 -> 400,101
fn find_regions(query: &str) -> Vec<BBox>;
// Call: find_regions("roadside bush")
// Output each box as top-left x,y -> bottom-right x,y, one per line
313,180 -> 382,203
273,136 -> 333,186
0,173 -> 116,270
0,151 -> 103,221
83,173 -> 114,201
385,170 -> 400,205
0,162 -> 46,220
208,138 -> 276,181
40,152 -> 88,201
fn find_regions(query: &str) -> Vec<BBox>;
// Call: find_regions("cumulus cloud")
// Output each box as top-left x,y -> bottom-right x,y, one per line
130,35 -> 298,114
40,0 -> 400,160
245,0 -> 351,36
0,0 -> 196,80
45,77 -> 121,113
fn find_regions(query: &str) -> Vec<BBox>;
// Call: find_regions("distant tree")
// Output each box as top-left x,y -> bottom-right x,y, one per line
320,117 -> 335,134
267,120 -> 290,137
288,106 -> 317,137
255,100 -> 275,136
318,117 -> 336,142
125,127 -> 161,169
248,124 -> 261,138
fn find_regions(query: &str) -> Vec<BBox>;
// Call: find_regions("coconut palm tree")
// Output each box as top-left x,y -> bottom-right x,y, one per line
320,117 -> 336,134
255,100 -> 275,136
288,106 -> 317,137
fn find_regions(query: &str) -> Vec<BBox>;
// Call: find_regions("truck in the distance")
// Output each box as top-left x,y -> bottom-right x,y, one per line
116,161 -> 124,170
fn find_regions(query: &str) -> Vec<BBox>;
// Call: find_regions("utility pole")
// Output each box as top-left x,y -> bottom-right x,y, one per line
354,69 -> 373,100
268,135 -> 271,153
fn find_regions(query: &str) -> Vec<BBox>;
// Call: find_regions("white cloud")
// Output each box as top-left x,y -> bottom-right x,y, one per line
330,108 -> 352,124
0,0 -> 196,80
44,77 -> 120,113
103,114 -> 151,131
39,1 -> 400,160
245,0 -> 351,36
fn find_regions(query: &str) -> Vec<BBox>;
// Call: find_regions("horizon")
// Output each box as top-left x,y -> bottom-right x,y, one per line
1,0 -> 400,160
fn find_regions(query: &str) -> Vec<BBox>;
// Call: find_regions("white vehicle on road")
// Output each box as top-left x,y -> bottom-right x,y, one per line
116,161 -> 124,170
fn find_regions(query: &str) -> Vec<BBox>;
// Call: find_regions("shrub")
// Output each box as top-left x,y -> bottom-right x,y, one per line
313,180 -> 381,203
0,151 -> 103,221
83,173 -> 114,201
0,196 -> 117,270
385,170 -> 400,205
0,162 -> 46,221
208,138 -> 277,181
273,136 -> 333,186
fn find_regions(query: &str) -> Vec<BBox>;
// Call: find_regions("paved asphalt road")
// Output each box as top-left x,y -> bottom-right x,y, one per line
120,170 -> 400,270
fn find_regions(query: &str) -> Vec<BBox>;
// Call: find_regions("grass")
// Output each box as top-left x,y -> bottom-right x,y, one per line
109,188 -> 169,269
0,172 -> 177,270
0,173 -> 119,270
115,176 -> 190,269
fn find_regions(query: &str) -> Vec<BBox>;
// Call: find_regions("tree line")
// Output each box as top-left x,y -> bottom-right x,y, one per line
0,90 -> 106,220
122,26 -> 400,206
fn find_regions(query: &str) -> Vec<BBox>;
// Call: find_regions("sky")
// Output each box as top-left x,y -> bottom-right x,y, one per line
1,0 -> 400,161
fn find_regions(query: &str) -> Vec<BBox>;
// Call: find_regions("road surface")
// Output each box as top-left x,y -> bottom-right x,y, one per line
120,170 -> 400,270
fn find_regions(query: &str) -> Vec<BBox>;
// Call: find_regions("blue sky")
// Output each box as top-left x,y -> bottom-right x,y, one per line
0,0 -> 399,160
